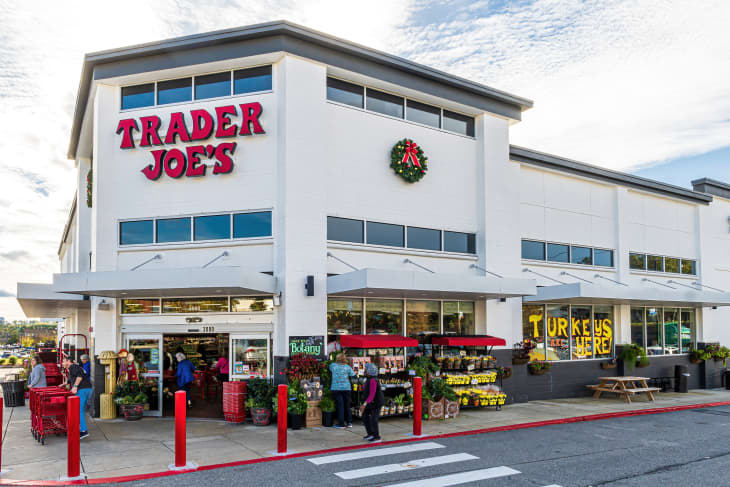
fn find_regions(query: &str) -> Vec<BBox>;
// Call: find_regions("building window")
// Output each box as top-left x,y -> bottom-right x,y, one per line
594,249 -> 614,267
631,306 -> 695,356
327,216 -> 364,244
366,221 -> 404,247
629,253 -> 646,270
366,299 -> 403,335
646,307 -> 663,355
231,336 -> 269,379
119,220 -> 153,245
233,211 -> 272,238
121,299 -> 160,314
547,243 -> 569,263
443,301 -> 475,335
547,304 -> 571,360
664,257 -> 680,274
195,72 -> 231,100
231,296 -> 273,312
521,240 -> 545,261
522,304 -> 545,360
407,227 -> 441,251
157,77 -> 192,105
121,83 -> 154,110
161,297 -> 229,313
571,246 -> 592,265
156,218 -> 191,243
327,298 -> 363,336
233,65 -> 272,95
194,215 -> 230,241
326,77 -> 363,108
663,308 -> 680,354
630,307 -> 645,349
443,110 -> 475,137
406,300 -> 440,343
680,309 -> 695,353
681,259 -> 696,275
406,100 -> 440,128
366,88 -> 404,118
444,231 -> 476,254
647,255 -> 663,272
593,305 -> 614,359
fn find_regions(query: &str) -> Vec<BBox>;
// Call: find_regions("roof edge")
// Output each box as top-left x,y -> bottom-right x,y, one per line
57,194 -> 77,257
510,145 -> 713,205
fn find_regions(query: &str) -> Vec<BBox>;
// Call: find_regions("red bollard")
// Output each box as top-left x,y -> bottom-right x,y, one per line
67,395 -> 80,478
277,384 -> 287,454
413,376 -> 422,437
175,390 -> 186,468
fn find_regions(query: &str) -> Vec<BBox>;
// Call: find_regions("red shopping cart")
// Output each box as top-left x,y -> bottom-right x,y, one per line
30,387 -> 70,445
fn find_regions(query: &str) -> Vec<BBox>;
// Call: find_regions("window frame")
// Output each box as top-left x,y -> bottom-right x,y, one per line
630,252 -> 698,276
628,306 -> 696,355
120,295 -> 276,315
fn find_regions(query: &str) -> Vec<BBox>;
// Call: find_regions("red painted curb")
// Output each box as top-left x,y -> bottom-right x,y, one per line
5,400 -> 730,486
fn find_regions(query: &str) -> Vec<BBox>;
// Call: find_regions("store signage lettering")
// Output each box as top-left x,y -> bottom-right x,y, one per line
289,336 -> 325,359
116,103 -> 265,181
528,314 -> 613,357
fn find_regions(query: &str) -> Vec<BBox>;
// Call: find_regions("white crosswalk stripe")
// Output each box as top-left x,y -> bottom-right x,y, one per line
334,452 -> 478,480
307,441 -> 446,465
383,466 -> 522,487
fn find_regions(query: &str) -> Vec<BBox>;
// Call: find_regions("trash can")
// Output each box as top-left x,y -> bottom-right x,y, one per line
0,380 -> 26,407
674,364 -> 689,393
724,370 -> 730,390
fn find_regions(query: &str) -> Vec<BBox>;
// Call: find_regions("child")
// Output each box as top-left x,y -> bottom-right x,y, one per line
360,363 -> 385,442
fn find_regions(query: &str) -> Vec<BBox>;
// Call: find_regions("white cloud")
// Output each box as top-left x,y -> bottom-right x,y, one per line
1,0 -> 729,318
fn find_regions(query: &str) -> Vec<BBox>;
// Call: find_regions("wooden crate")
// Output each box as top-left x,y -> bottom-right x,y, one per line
444,399 -> 460,419
423,398 -> 444,420
306,400 -> 322,427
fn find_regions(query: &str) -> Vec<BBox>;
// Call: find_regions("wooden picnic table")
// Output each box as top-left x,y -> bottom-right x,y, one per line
587,376 -> 660,403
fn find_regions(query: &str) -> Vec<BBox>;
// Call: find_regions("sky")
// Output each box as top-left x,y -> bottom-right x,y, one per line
1,0 -> 729,319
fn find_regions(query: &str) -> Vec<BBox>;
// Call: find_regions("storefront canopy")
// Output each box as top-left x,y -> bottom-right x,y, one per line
327,268 -> 536,300
53,267 -> 277,298
523,282 -> 730,308
340,335 -> 419,348
431,335 -> 507,347
16,283 -> 89,318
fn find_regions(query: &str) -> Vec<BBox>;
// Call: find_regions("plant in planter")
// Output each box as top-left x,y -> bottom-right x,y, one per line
114,380 -> 148,420
496,366 -> 512,379
527,360 -> 552,375
282,353 -> 324,382
319,394 -> 336,427
424,378 -> 458,420
600,358 -> 618,369
512,340 -> 536,365
409,355 -> 439,378
287,383 -> 308,430
247,378 -> 274,426
393,394 -> 406,414
689,348 -> 711,364
705,344 -> 730,365
621,344 -> 647,370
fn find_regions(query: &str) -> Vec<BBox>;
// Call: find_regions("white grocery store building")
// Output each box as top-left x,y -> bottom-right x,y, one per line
17,21 -> 730,410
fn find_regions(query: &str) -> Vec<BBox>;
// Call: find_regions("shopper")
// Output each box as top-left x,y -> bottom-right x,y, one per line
214,351 -> 229,382
329,353 -> 355,429
360,363 -> 384,442
62,356 -> 92,439
175,352 -> 195,407
28,355 -> 47,389
80,354 -> 91,380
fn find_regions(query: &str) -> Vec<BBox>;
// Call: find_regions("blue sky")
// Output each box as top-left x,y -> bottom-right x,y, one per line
0,0 -> 729,319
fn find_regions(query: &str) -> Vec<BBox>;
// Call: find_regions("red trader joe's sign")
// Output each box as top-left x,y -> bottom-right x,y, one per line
116,103 -> 265,180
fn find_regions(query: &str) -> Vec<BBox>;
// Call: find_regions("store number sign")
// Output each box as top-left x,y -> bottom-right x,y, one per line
116,103 -> 265,181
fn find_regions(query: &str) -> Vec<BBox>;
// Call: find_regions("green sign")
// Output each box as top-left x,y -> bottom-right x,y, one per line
289,336 -> 324,359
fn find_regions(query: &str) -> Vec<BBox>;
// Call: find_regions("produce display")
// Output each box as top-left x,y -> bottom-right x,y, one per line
346,350 -> 413,418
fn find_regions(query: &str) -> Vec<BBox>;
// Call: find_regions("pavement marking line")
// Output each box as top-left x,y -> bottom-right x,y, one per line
383,466 -> 522,487
308,441 -> 445,465
334,453 -> 478,480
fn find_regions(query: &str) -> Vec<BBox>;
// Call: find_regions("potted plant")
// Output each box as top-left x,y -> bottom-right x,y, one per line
705,344 -> 730,365
248,378 -> 274,426
689,348 -> 710,364
621,344 -> 647,370
287,384 -> 308,430
512,339 -> 535,365
408,355 -> 440,379
393,394 -> 406,414
423,378 -> 458,420
496,366 -> 512,379
600,358 -> 617,369
114,381 -> 147,421
319,395 -> 336,427
527,360 -> 552,375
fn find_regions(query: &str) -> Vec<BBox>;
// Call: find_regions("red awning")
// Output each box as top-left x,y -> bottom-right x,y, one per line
431,335 -> 507,347
339,335 -> 419,349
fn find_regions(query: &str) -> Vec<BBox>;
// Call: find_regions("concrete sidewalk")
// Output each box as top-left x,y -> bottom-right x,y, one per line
3,388 -> 730,482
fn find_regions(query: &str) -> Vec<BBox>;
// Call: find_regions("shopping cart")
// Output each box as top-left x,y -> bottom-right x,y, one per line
30,387 -> 70,445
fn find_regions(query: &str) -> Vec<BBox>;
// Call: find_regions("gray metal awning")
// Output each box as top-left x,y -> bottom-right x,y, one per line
53,267 -> 277,298
523,282 -> 730,307
16,283 -> 90,318
327,268 -> 536,300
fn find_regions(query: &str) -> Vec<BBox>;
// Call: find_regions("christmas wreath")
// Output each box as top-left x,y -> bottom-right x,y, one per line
390,138 -> 428,183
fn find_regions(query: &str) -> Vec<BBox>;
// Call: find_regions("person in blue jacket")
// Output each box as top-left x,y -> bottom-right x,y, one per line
175,352 -> 195,407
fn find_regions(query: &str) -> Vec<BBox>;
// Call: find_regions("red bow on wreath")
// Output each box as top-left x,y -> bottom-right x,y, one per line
401,140 -> 420,168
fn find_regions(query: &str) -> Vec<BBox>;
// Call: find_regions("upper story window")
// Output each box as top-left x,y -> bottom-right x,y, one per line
119,211 -> 272,246
157,77 -> 192,105
327,216 -> 476,255
629,252 -> 697,275
121,65 -> 273,110
325,76 -> 475,137
121,296 -> 274,314
522,239 -> 614,267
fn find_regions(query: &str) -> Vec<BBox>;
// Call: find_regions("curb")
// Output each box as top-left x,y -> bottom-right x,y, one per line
5,400 -> 730,485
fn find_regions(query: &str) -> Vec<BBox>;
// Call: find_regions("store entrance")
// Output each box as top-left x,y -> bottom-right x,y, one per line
162,334 -> 229,419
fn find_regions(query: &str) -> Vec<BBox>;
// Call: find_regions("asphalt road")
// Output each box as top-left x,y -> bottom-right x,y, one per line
113,405 -> 730,487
